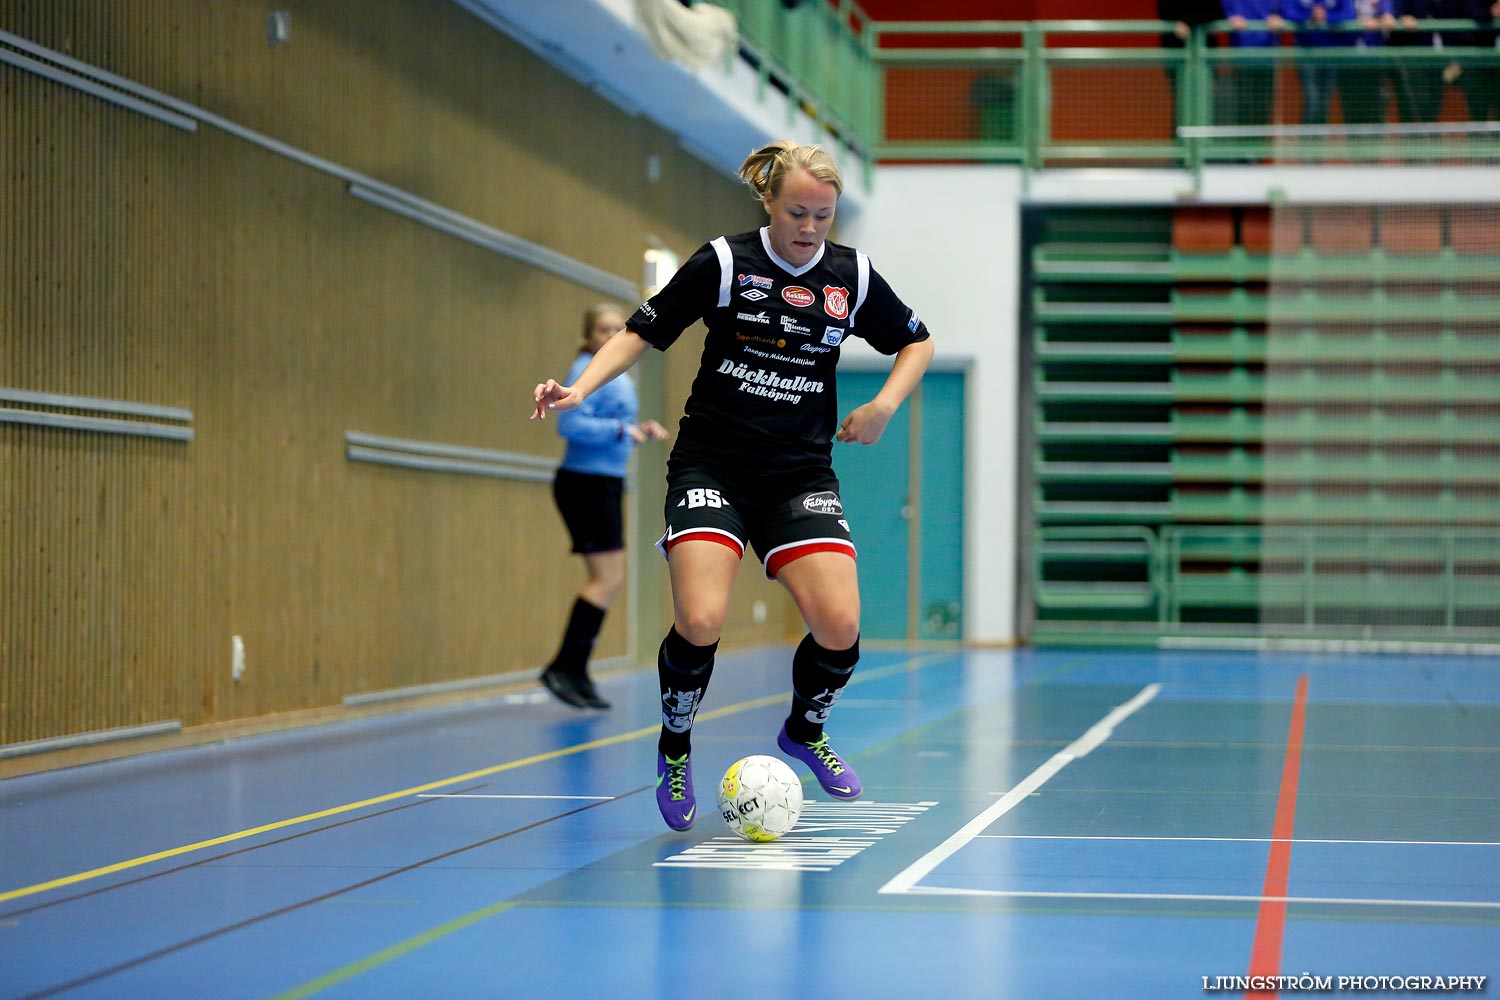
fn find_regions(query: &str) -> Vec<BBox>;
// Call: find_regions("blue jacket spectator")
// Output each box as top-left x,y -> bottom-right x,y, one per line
557,351 -> 638,478
1224,0 -> 1286,45
1223,0 -> 1287,129
1283,0 -> 1359,45
1283,0 -> 1358,120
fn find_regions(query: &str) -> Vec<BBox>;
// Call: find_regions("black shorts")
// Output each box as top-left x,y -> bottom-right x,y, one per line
553,469 -> 624,555
655,463 -> 855,579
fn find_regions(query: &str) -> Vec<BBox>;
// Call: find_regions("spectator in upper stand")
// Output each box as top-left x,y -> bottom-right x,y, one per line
1159,0 -> 1226,133
1344,0 -> 1398,125
1460,0 -> 1499,120
1389,0 -> 1488,121
1282,0 -> 1359,124
1223,0 -> 1288,130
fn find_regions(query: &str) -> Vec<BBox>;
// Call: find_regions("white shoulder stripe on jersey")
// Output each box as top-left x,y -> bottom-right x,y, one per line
850,251 -> 871,329
711,237 -> 732,308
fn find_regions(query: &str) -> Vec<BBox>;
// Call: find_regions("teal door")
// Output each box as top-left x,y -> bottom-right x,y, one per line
834,369 -> 965,641
917,370 -> 965,640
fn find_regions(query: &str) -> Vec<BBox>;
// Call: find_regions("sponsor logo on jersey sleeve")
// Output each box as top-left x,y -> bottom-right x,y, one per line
739,288 -> 769,302
822,327 -> 845,347
781,285 -> 815,308
907,311 -> 921,333
638,302 -> 657,321
823,285 -> 849,319
737,273 -> 774,289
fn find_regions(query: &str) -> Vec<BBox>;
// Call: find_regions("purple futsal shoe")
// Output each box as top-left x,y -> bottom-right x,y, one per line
656,752 -> 696,831
777,724 -> 862,800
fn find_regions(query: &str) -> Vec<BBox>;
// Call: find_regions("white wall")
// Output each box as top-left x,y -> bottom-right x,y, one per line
842,166 -> 1025,644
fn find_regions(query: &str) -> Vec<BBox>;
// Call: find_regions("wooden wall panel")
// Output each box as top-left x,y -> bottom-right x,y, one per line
2,0 -> 801,749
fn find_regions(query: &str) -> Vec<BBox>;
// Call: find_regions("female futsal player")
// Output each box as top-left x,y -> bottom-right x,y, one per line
539,304 -> 668,710
532,141 -> 933,829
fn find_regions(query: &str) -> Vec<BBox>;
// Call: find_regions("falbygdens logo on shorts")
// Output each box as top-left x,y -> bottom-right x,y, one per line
802,491 -> 843,515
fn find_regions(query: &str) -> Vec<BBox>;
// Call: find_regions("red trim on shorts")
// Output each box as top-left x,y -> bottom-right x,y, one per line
664,530 -> 745,559
765,540 -> 856,579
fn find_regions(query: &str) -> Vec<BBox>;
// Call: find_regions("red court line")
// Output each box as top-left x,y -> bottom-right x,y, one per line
1245,673 -> 1310,1000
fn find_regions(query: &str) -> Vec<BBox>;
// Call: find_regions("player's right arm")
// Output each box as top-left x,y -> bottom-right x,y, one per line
532,331 -> 651,420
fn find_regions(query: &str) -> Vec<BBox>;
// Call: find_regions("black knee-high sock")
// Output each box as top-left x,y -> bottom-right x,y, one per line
784,633 -> 860,744
657,626 -> 717,758
546,597 -> 606,678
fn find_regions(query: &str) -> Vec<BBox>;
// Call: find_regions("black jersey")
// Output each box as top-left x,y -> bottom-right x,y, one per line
626,228 -> 930,472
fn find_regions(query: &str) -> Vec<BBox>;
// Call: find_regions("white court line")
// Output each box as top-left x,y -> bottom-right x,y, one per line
416,793 -> 614,801
879,683 -> 1161,896
901,886 -> 1500,909
974,835 -> 1500,847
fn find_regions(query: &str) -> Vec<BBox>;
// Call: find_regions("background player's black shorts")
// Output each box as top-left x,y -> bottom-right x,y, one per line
552,469 -> 624,554
656,463 -> 855,579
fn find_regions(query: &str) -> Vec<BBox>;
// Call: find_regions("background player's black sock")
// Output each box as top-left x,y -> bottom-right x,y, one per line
784,633 -> 860,744
657,626 -> 717,758
544,597 -> 606,679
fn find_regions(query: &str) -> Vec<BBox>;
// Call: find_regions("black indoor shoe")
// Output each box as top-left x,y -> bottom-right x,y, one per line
574,674 -> 611,711
540,667 -> 592,709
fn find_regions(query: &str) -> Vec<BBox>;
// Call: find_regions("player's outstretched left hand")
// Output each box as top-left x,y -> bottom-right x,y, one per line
836,400 -> 894,445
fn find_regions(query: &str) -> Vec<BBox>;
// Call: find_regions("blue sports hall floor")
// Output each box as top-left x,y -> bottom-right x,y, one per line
2,646 -> 1496,999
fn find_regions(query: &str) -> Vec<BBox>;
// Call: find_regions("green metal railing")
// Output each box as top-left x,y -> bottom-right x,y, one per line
699,11 -> 1497,174
1035,523 -> 1500,644
864,18 -> 1498,171
714,0 -> 877,155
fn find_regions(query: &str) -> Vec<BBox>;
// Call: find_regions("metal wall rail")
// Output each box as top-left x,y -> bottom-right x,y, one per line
344,430 -> 558,483
0,387 -> 194,442
0,27 -> 637,301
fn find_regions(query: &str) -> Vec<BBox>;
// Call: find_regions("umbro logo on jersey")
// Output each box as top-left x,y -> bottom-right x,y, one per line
737,273 -> 774,289
822,327 -> 845,346
739,288 -> 769,302
781,286 -> 815,308
823,285 -> 850,320
737,311 -> 771,325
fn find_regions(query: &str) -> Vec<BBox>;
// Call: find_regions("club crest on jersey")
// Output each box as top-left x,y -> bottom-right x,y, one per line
822,327 -> 845,346
803,491 -> 843,516
738,273 -> 774,290
823,285 -> 849,320
781,285 -> 815,308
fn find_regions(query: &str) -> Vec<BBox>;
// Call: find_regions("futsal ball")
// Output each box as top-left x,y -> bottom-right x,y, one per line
718,754 -> 803,842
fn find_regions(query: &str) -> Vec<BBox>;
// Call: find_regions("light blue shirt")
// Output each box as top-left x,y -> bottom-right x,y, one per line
556,351 -> 637,478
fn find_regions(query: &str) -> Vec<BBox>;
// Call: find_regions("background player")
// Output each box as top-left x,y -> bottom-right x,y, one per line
539,304 -> 668,710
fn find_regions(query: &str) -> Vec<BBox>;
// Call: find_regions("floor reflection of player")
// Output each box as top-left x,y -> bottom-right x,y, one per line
533,140 -> 935,830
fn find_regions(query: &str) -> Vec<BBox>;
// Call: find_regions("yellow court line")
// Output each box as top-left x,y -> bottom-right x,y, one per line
0,652 -> 949,905
268,900 -> 522,1000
